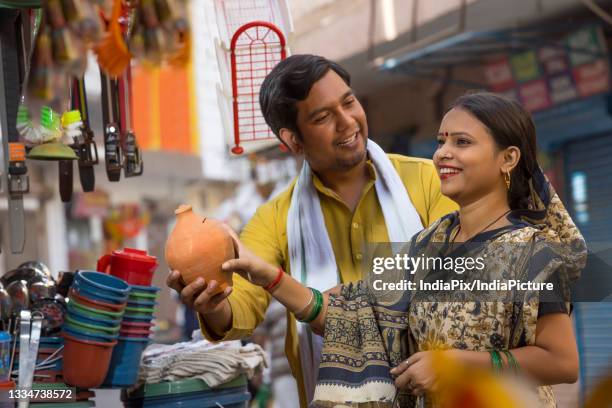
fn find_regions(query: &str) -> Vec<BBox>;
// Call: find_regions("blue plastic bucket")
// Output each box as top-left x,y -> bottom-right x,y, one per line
123,389 -> 250,408
102,336 -> 150,387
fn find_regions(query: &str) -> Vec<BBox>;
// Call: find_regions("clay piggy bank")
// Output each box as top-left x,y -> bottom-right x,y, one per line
165,205 -> 235,294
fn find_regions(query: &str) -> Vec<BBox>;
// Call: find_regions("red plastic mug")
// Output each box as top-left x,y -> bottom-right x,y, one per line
97,248 -> 158,286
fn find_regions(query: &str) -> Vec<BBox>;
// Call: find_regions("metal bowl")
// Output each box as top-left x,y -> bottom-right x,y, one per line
17,261 -> 52,279
0,282 -> 12,324
6,279 -> 29,316
29,279 -> 57,305
1,261 -> 55,289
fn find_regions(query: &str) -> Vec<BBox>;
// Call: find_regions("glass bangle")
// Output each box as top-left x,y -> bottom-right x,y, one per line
295,289 -> 314,319
489,350 -> 503,374
301,288 -> 323,323
502,350 -> 521,373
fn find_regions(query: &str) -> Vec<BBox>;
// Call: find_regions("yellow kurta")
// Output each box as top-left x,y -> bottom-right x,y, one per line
199,154 -> 458,407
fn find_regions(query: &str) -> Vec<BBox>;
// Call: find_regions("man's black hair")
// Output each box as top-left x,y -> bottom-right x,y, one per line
259,54 -> 351,142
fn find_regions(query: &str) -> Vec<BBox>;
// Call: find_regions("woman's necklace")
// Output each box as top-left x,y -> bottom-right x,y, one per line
451,209 -> 512,246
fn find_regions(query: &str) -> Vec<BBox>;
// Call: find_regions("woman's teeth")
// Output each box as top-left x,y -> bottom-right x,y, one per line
440,168 -> 461,174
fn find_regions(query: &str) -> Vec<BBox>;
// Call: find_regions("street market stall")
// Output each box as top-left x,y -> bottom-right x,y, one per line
0,1 -> 271,406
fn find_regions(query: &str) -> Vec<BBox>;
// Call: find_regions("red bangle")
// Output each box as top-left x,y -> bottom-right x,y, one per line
264,267 -> 284,291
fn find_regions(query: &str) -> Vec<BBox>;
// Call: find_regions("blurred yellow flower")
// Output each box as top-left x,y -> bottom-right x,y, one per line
430,351 -> 526,408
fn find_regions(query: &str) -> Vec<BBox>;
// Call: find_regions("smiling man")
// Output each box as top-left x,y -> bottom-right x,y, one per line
167,54 -> 457,407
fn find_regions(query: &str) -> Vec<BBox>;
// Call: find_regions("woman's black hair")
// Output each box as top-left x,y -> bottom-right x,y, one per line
449,92 -> 538,210
259,54 -> 351,141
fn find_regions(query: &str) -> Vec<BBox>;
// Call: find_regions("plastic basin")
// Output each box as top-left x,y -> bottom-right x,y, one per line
121,378 -> 249,408
125,376 -> 246,398
123,389 -> 250,408
62,332 -> 117,389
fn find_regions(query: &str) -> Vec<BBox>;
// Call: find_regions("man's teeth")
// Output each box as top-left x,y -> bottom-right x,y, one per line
440,168 -> 461,174
339,133 -> 358,146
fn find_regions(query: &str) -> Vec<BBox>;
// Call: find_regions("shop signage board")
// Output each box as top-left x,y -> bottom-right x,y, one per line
511,50 -> 541,83
574,59 -> 610,98
485,26 -> 609,112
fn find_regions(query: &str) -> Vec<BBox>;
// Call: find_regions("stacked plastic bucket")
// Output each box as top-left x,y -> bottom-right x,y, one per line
121,376 -> 250,408
103,284 -> 160,387
97,248 -> 159,387
62,271 -> 129,388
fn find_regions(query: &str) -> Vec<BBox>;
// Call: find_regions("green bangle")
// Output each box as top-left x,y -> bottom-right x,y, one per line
300,288 -> 323,323
489,350 -> 503,374
502,350 -> 521,373
309,289 -> 323,322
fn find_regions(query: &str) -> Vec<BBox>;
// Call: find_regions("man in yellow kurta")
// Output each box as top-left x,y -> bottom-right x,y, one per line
167,54 -> 457,407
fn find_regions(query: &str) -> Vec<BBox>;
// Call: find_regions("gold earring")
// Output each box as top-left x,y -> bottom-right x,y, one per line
503,171 -> 511,190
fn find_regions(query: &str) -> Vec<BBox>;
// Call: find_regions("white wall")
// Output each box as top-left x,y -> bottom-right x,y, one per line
191,0 -> 251,182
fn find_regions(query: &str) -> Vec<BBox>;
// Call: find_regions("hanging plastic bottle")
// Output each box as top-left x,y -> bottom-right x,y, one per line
39,106 -> 61,143
61,110 -> 82,146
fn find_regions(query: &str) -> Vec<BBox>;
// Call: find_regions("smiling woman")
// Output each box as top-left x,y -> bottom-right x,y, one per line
435,93 -> 537,214
312,93 -> 586,408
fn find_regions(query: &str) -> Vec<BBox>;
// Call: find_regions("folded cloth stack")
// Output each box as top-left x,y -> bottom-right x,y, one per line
136,339 -> 267,388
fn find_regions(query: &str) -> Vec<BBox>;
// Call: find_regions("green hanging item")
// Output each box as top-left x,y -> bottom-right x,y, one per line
27,143 -> 78,160
27,106 -> 77,160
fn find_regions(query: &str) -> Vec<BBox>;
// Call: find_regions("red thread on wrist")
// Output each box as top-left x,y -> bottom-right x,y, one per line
264,267 -> 284,291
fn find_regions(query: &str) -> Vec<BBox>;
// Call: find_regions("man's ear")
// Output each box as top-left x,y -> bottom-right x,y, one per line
279,128 -> 303,154
502,146 -> 521,173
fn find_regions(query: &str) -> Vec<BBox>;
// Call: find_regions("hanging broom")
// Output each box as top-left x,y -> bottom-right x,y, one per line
94,0 -> 131,77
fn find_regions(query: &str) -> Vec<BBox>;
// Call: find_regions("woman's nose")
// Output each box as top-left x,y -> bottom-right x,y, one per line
434,143 -> 451,161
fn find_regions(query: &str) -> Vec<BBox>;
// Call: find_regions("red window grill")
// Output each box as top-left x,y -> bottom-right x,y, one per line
215,0 -> 287,45
229,21 -> 286,155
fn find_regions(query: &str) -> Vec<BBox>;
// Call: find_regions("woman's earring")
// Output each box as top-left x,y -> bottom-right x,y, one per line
503,171 -> 511,190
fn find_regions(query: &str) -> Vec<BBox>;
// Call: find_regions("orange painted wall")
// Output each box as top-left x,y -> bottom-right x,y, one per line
132,64 -> 198,155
